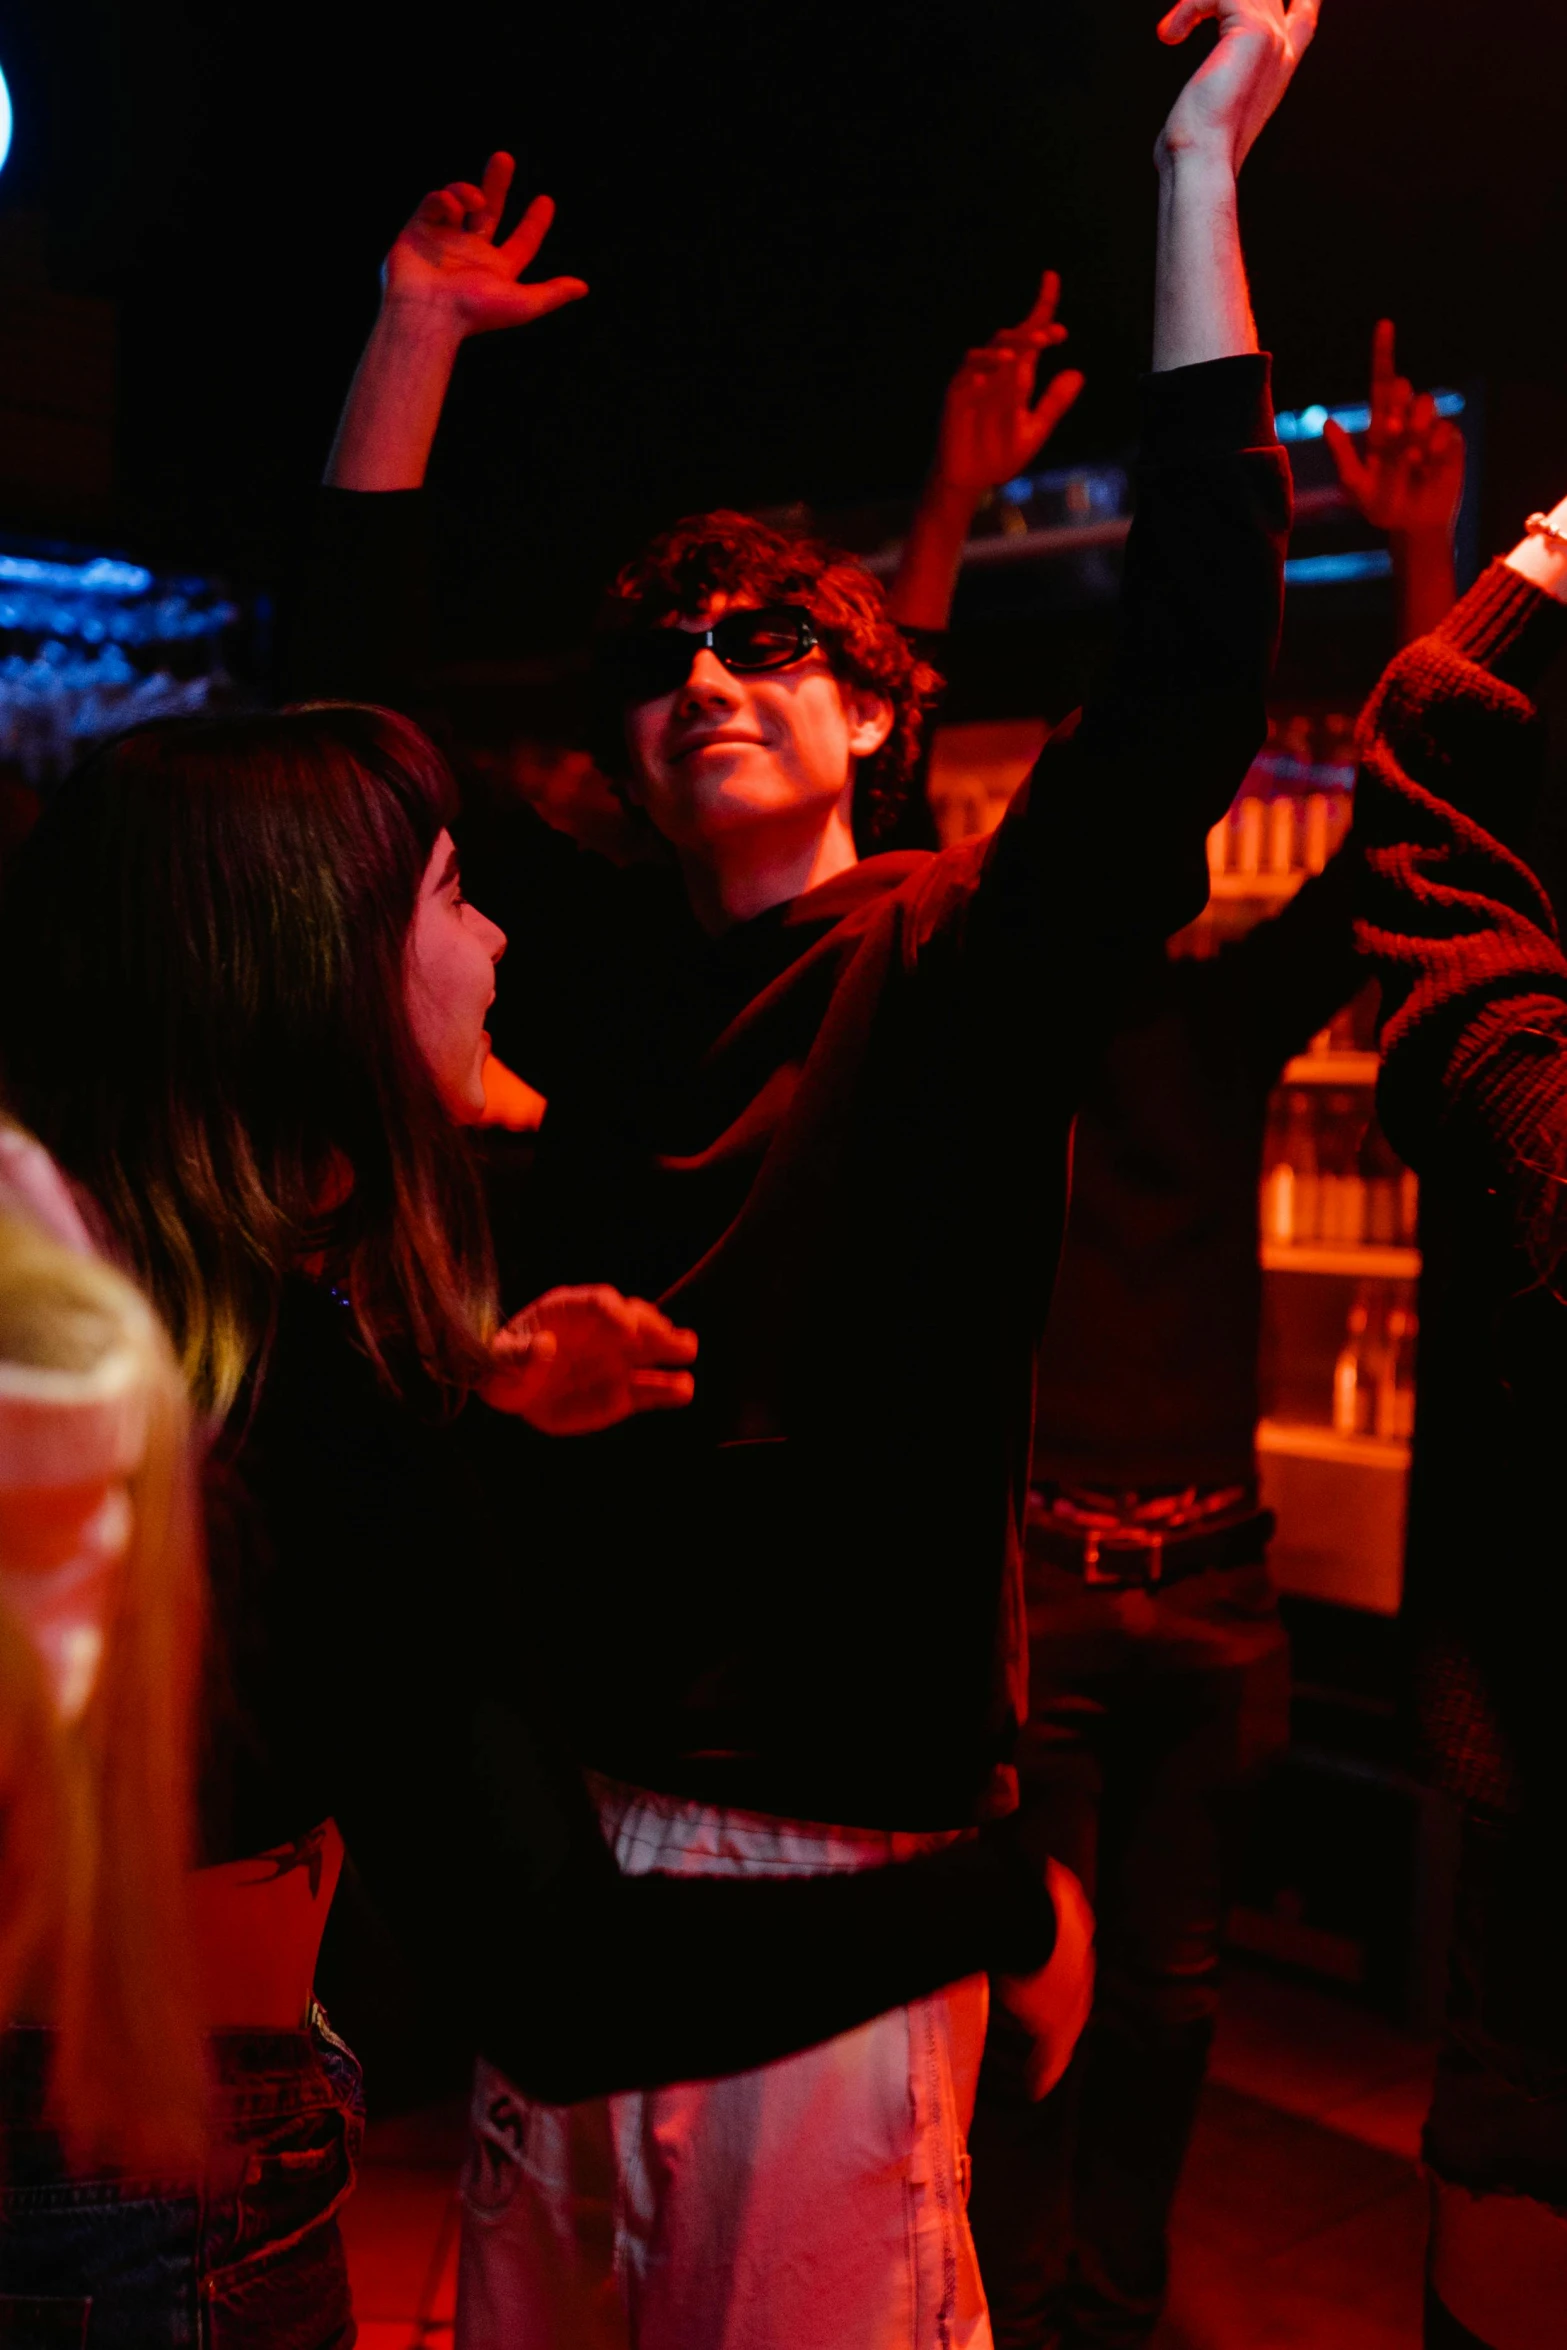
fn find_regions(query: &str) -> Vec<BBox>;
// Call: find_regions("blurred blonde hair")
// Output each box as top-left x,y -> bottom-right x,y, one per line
0,1209 -> 205,2168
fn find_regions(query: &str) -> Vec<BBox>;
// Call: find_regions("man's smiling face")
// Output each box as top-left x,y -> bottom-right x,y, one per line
622,593 -> 892,857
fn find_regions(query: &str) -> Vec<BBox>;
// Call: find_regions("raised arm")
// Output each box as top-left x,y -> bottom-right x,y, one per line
888,277 -> 1085,635
905,0 -> 1313,982
1325,320 -> 1465,644
326,152 -> 586,491
1355,517 -> 1567,1274
1151,0 -> 1320,370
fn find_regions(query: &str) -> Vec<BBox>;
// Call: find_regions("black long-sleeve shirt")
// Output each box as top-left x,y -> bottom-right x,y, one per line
210,1276 -> 1060,2103
292,355 -> 1291,1829
1034,845 -> 1361,1491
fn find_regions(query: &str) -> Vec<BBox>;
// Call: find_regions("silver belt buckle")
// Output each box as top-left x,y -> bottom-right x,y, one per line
1082,1530 -> 1164,1588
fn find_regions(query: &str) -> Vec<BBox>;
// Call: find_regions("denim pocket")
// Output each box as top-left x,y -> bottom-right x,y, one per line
225,2103 -> 357,2272
0,2299 -> 89,2350
461,2064 -> 529,2222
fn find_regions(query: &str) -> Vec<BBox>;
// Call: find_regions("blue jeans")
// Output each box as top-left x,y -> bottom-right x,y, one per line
0,2005 -> 363,2349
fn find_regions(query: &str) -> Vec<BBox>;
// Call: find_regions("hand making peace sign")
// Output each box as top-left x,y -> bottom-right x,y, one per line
382,150 -> 588,340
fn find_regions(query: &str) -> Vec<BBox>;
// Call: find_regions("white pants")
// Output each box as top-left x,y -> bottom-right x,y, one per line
455,1773 -> 994,2350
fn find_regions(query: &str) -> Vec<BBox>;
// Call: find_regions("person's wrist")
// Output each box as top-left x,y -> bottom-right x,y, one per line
1505,494 -> 1567,607
1155,129 -> 1239,186
371,291 -> 468,364
922,475 -> 984,521
1391,525 -> 1456,564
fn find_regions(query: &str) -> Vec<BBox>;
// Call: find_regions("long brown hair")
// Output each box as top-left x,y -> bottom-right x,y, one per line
0,706 -> 495,1415
0,1209 -> 204,2167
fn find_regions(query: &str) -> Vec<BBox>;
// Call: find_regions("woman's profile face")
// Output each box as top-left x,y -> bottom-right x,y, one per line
404,830 -> 507,1123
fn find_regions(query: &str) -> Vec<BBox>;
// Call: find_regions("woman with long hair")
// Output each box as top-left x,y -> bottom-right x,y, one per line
0,705 -> 1082,2342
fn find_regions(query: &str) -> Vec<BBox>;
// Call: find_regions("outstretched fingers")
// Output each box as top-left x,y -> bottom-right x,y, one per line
501,191 -> 558,271
1156,0 -> 1217,46
627,1370 -> 698,1411
1030,367 -> 1086,436
477,151 -> 515,232
417,188 -> 467,228
520,275 -> 590,319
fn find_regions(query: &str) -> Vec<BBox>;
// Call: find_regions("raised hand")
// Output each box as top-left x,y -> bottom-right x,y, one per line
1324,320 -> 1465,540
327,151 -> 588,490
482,1285 -> 697,1436
1156,0 -> 1321,173
933,274 -> 1086,498
382,151 -> 588,339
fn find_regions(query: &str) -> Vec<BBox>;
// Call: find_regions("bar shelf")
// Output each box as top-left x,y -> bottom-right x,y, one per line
1261,1242 -> 1420,1279
1257,1418 -> 1411,1473
1280,1053 -> 1379,1087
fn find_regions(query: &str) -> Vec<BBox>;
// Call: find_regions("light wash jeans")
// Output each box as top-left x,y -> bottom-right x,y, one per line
456,1773 -> 993,2350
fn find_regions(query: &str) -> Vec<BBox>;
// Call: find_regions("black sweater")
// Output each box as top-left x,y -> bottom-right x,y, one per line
209,1277 -> 1059,2103
292,356 -> 1290,1829
1354,562 -> 1567,1810
1034,844 -> 1360,1492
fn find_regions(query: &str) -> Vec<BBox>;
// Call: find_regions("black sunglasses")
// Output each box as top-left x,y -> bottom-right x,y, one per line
601,605 -> 821,707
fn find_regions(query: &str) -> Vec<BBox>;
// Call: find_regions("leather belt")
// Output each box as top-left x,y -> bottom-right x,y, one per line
1026,1497 -> 1275,1591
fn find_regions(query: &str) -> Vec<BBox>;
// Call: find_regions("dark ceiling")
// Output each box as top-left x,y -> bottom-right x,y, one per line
3,0 -> 1564,650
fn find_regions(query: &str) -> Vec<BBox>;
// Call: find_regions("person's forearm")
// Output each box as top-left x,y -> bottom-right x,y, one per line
888,482 -> 981,633
1152,148 -> 1257,373
1393,527 -> 1459,645
481,1834 -> 1058,2104
325,301 -> 465,491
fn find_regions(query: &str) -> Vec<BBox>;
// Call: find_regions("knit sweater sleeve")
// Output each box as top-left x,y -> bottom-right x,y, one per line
1355,560 -> 1567,1278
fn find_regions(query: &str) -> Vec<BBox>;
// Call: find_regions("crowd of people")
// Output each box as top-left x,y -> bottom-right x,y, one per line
0,1 -> 1561,2346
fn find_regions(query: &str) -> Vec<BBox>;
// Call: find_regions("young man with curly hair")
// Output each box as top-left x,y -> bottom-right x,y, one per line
295,6 -> 1317,2340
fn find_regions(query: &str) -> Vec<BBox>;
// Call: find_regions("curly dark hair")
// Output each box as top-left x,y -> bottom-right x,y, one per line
590,510 -> 942,846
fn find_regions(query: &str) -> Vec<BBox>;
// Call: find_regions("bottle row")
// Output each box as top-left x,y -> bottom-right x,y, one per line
1332,1284 -> 1417,1443
1207,711 -> 1362,886
1260,1090 -> 1418,1250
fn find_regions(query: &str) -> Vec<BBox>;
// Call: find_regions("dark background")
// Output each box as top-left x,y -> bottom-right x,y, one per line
2,0 -> 1564,651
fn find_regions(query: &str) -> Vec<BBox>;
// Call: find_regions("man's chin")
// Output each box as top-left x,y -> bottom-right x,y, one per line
664,781 -> 837,844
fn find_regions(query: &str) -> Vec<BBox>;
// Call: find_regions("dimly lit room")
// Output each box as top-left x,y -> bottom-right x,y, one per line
0,3 -> 1562,2346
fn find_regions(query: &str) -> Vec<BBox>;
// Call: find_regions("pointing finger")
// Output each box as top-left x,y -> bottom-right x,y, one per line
1015,269 -> 1062,338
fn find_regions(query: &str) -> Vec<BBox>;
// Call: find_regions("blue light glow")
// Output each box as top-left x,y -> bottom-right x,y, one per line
1283,549 -> 1395,587
998,463 -> 1129,515
0,552 -> 153,596
1276,390 -> 1465,443
0,64 -> 12,180
0,532 -> 238,780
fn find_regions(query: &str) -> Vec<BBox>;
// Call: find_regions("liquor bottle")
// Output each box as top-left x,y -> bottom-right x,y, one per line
1332,1289 -> 1374,1437
1399,1164 -> 1420,1246
1267,795 -> 1296,877
1360,1118 -> 1403,1247
1318,1092 -> 1367,1246
1261,1090 -> 1318,1245
1236,796 -> 1264,877
1304,793 -> 1331,874
1376,1304 -> 1418,1441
